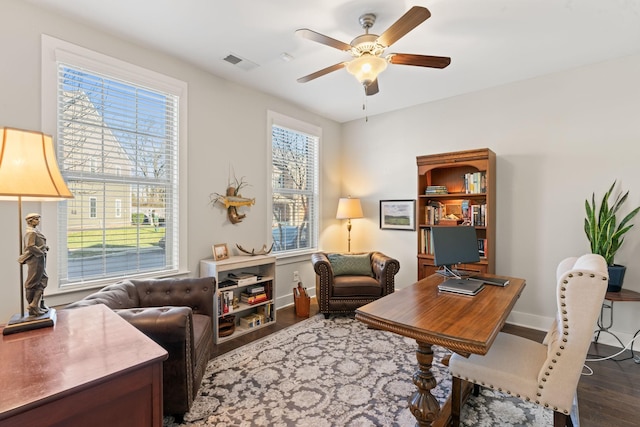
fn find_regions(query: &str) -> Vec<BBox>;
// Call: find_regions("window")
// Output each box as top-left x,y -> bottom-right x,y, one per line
268,112 -> 320,254
115,199 -> 122,218
89,197 -> 97,218
42,35 -> 187,288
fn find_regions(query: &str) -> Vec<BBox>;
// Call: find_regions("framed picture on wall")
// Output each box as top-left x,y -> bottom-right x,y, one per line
380,200 -> 416,230
212,243 -> 229,260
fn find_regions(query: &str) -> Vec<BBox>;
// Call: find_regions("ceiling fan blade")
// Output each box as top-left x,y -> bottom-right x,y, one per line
297,62 -> 347,83
365,79 -> 379,96
388,53 -> 451,69
377,6 -> 431,48
296,29 -> 352,52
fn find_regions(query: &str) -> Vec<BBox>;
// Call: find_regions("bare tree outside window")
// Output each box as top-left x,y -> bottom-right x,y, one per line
271,124 -> 318,253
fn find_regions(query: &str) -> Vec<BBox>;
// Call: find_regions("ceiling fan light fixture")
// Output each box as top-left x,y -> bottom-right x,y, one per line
346,54 -> 387,85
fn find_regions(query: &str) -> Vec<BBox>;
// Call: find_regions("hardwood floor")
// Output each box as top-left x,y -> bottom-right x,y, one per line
213,299 -> 640,427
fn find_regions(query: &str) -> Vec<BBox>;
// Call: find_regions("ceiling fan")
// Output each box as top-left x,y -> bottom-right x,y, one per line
296,6 -> 451,96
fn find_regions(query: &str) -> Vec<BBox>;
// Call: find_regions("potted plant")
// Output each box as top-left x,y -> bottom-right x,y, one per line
584,181 -> 640,291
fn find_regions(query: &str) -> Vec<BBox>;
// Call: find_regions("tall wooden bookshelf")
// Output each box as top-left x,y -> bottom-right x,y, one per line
416,148 -> 496,280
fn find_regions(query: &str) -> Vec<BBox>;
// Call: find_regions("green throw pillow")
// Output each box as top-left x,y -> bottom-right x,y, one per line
327,253 -> 373,277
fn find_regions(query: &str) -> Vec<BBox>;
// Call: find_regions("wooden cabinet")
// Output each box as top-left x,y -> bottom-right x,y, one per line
200,255 -> 276,344
416,148 -> 496,280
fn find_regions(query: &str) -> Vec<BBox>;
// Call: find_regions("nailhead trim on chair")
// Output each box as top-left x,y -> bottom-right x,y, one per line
452,270 -> 609,417
185,315 -> 194,408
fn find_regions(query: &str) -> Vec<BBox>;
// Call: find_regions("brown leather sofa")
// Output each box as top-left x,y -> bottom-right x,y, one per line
311,252 -> 400,318
65,277 -> 214,418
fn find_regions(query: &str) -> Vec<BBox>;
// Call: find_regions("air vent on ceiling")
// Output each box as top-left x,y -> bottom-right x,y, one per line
222,53 -> 259,71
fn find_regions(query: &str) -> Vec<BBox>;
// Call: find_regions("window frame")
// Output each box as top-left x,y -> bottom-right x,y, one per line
41,35 -> 189,292
267,111 -> 321,258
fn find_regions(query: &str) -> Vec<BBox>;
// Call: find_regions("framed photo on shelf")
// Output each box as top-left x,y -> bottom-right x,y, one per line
212,243 -> 229,260
380,200 -> 416,230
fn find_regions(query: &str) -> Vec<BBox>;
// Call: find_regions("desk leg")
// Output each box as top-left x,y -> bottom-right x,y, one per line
409,341 -> 440,426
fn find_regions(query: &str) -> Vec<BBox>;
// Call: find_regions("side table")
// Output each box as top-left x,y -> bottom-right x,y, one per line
594,288 -> 640,363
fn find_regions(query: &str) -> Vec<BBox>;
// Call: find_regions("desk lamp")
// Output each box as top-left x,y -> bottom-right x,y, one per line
0,128 -> 73,335
336,196 -> 364,253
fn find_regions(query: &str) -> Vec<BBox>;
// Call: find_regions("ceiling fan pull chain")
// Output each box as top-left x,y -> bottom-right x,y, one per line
362,85 -> 369,122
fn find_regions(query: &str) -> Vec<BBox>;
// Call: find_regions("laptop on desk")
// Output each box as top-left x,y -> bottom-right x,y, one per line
438,278 -> 485,296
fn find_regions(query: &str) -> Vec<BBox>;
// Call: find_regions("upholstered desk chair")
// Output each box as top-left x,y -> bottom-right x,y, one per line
311,252 -> 400,318
449,254 -> 608,427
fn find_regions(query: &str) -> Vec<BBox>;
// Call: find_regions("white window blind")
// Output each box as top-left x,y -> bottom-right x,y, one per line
271,123 -> 319,254
56,64 -> 179,286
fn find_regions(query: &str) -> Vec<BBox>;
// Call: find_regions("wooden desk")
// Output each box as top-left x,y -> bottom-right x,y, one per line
356,274 -> 526,427
0,304 -> 168,427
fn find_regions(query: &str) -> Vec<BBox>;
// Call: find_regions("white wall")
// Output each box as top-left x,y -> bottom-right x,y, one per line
0,0 -> 340,321
2,1 -> 639,349
341,52 -> 640,346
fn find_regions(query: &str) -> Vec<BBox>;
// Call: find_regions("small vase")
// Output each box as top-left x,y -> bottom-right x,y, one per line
607,265 -> 626,292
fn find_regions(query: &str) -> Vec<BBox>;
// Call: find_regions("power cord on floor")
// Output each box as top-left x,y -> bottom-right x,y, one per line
585,333 -> 640,362
582,334 -> 640,375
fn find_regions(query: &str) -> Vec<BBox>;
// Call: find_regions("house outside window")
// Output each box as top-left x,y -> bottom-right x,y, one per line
268,111 -> 320,255
42,35 -> 187,288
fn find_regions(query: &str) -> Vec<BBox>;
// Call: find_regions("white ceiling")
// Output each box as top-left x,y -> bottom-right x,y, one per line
27,0 -> 640,123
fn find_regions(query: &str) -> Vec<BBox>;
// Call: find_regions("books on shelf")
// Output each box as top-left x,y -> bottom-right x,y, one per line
461,200 -> 470,223
240,292 -> 268,305
424,173 -> 487,196
477,238 -> 488,258
425,185 -> 448,194
425,201 -> 445,225
469,203 -> 487,226
425,200 -> 473,226
420,227 -> 488,259
228,272 -> 258,286
256,304 -> 273,322
420,228 -> 436,255
220,290 -> 235,314
463,171 -> 487,194
245,284 -> 265,294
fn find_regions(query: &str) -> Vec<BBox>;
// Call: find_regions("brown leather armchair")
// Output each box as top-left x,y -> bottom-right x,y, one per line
65,277 -> 214,418
311,252 -> 400,318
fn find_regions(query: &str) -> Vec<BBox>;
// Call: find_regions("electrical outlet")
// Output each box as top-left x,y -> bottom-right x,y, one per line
293,271 -> 300,282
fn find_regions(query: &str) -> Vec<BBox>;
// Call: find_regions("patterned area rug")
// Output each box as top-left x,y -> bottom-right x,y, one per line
164,314 -> 552,427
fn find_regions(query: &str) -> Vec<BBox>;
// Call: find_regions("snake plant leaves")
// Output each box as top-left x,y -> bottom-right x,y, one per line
584,181 -> 640,266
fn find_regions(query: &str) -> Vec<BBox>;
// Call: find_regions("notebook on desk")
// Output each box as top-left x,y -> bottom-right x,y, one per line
437,278 -> 485,296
